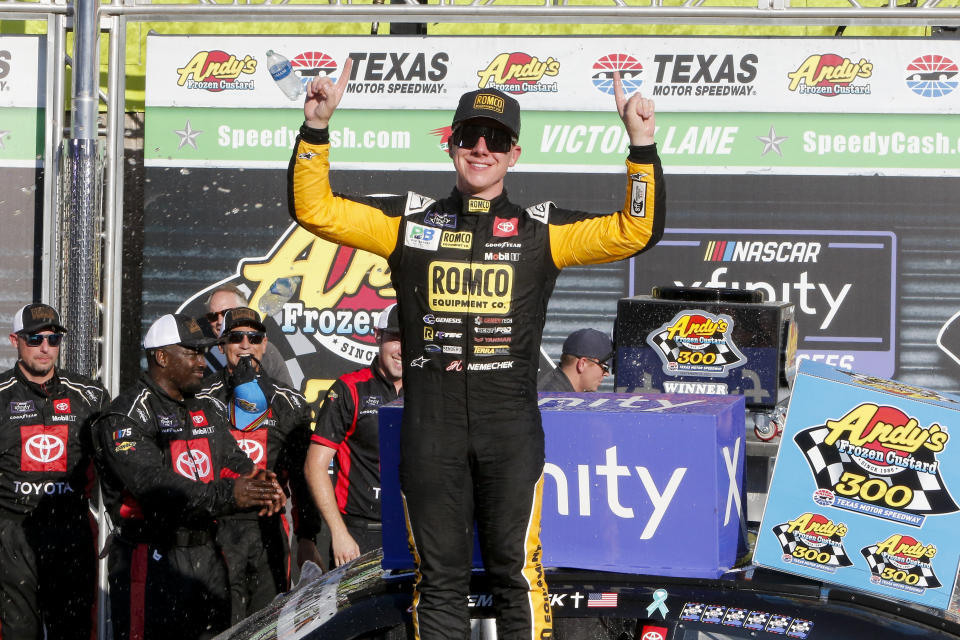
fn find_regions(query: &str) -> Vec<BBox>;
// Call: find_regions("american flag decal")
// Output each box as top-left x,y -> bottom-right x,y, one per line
587,592 -> 618,608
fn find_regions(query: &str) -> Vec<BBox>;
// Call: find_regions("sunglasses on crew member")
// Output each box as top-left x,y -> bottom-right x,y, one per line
224,331 -> 266,345
204,309 -> 230,323
451,124 -> 515,154
584,357 -> 610,374
22,333 -> 63,347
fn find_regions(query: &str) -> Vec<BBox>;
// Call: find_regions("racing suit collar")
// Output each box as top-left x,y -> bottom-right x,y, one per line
141,371 -> 189,407
451,188 -> 512,215
14,364 -> 60,397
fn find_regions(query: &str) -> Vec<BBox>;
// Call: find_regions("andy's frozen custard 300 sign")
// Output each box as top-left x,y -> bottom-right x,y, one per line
795,402 -> 957,528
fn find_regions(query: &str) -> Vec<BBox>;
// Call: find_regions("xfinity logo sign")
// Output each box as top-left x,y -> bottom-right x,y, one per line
635,228 -> 896,376
544,446 -> 687,539
379,392 -> 745,577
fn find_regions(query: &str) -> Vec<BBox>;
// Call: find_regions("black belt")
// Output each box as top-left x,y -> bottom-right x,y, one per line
119,521 -> 213,547
342,514 -> 381,532
172,527 -> 214,547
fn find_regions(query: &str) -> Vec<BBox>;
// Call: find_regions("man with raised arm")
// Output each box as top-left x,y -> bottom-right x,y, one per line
288,62 -> 665,640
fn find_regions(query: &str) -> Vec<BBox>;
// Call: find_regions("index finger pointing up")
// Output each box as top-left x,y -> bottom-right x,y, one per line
613,70 -> 626,117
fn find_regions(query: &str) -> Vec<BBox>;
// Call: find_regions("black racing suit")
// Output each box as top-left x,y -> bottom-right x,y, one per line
93,374 -> 255,640
313,357 -> 401,559
197,370 -> 317,623
290,124 -> 665,640
0,366 -> 108,640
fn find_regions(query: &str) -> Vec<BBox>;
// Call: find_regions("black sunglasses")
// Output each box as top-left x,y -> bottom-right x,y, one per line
22,333 -> 63,347
204,309 -> 230,323
451,124 -> 514,153
584,357 -> 610,374
224,331 -> 265,345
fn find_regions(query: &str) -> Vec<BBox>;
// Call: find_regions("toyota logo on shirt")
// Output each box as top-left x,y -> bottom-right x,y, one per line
237,438 -> 265,464
189,410 -> 208,427
492,217 -> 518,237
53,398 -> 71,414
175,449 -> 211,480
25,434 -> 65,463
20,425 -> 69,472
170,439 -> 214,482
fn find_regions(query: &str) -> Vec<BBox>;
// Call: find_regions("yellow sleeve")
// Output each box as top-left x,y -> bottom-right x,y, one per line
291,139 -> 402,260
549,152 -> 665,270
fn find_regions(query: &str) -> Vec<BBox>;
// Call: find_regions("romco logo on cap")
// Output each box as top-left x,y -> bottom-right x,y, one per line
473,93 -> 504,114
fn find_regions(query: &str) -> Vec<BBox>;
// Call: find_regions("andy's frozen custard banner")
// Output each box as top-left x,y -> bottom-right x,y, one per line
755,360 -> 960,610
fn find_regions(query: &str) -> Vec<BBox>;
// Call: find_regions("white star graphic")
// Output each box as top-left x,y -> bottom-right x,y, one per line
0,130 -> 9,150
757,125 -> 788,157
174,120 -> 203,150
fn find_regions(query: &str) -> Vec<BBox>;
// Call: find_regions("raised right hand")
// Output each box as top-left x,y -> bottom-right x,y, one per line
304,57 -> 354,129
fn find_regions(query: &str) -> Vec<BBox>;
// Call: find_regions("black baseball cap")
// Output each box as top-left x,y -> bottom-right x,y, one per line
143,313 -> 216,350
222,307 -> 266,334
452,89 -> 521,139
12,303 -> 67,335
562,328 -> 614,363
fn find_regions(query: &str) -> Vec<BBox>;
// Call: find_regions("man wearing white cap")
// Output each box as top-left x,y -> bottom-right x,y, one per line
305,303 -> 402,568
93,313 -> 286,640
0,303 -> 109,640
197,307 -> 319,624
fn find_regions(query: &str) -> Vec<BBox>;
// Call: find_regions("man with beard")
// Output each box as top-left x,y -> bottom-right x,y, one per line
93,313 -> 285,640
0,303 -> 109,639
197,307 -> 319,623
305,303 -> 402,568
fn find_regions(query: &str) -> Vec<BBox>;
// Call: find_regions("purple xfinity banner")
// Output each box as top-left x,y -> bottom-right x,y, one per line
379,392 -> 746,578
633,229 -> 896,377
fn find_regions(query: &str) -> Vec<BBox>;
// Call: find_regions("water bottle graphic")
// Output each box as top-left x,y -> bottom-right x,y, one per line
266,50 -> 301,101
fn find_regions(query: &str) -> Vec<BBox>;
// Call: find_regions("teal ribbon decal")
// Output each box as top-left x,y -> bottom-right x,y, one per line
646,588 -> 669,618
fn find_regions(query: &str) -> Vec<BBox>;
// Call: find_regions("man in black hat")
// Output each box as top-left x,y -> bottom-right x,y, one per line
289,63 -> 664,639
304,303 -> 402,569
93,313 -> 286,640
538,328 -> 614,393
0,303 -> 110,639
196,307 -> 319,624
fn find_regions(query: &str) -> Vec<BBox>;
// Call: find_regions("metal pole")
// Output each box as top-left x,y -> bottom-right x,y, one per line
103,3 -> 126,396
63,0 -> 103,379
41,13 -> 67,304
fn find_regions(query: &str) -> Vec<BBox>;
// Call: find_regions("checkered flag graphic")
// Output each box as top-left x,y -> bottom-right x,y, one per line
773,523 -> 853,567
861,545 -> 942,588
786,619 -> 814,639
794,426 -> 959,515
650,332 -> 743,368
